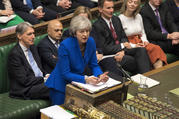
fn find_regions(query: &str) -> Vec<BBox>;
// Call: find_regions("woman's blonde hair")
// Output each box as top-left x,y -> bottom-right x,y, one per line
73,6 -> 92,20
120,0 -> 141,17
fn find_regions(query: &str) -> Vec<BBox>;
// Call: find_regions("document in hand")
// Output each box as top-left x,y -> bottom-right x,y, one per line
0,15 -> 16,23
40,105 -> 77,119
131,74 -> 160,88
72,77 -> 121,93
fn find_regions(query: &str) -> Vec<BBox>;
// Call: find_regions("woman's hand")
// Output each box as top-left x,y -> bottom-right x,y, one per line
123,42 -> 132,49
98,72 -> 109,83
85,76 -> 100,85
96,51 -> 103,62
136,42 -> 145,47
143,41 -> 149,46
0,10 -> 14,16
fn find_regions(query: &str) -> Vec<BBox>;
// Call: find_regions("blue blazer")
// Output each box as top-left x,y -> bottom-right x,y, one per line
45,36 -> 103,93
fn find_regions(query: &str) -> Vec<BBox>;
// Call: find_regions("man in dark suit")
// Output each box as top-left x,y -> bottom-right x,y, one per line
41,0 -> 96,17
92,0 -> 151,74
165,0 -> 179,30
8,22 -> 49,99
37,20 -> 63,73
140,0 -> 179,56
10,0 -> 58,25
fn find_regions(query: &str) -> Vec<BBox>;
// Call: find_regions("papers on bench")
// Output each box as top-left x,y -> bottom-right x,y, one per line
72,77 -> 121,93
0,15 -> 16,23
101,55 -> 115,60
131,74 -> 160,88
40,105 -> 77,119
90,0 -> 98,3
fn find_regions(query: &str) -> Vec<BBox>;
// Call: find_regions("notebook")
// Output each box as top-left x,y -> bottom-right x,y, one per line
72,77 -> 121,93
131,74 -> 160,88
40,105 -> 77,119
0,15 -> 16,23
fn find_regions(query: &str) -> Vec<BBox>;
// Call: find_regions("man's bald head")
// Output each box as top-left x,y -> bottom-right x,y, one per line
47,20 -> 63,41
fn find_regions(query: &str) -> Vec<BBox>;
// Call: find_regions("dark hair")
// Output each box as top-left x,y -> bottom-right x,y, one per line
98,0 -> 114,8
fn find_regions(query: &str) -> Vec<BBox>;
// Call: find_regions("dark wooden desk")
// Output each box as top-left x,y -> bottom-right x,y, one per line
128,61 -> 179,108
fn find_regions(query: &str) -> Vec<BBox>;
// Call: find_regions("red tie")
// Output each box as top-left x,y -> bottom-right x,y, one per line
109,21 -> 119,44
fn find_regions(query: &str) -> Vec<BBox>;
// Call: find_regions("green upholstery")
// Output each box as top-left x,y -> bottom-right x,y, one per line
0,93 -> 50,119
0,42 -> 16,93
166,53 -> 179,64
0,34 -> 50,119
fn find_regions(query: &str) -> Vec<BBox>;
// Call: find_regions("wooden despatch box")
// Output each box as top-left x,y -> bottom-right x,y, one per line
65,80 -> 131,108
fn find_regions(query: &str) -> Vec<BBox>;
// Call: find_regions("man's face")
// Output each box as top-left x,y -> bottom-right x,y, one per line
149,0 -> 162,7
18,27 -> 35,48
48,22 -> 63,41
99,0 -> 114,20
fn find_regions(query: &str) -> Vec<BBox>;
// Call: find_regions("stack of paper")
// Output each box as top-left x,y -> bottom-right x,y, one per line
40,105 -> 77,119
0,15 -> 16,23
131,74 -> 160,88
72,77 -> 121,93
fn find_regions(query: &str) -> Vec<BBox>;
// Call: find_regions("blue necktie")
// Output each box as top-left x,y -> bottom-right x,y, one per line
26,0 -> 33,9
28,49 -> 43,77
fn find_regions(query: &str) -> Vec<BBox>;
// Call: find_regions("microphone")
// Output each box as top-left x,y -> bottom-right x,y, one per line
116,63 -> 132,84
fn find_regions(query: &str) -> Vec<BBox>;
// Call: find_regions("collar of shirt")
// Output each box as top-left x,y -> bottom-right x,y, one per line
102,16 -> 113,29
149,1 -> 158,15
48,35 -> 59,46
19,42 -> 30,63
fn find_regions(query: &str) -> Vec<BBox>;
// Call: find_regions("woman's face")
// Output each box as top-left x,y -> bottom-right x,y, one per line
79,13 -> 88,18
76,29 -> 90,44
126,0 -> 139,12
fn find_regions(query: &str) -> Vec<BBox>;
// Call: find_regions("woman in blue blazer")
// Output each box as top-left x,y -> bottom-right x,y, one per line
45,16 -> 109,105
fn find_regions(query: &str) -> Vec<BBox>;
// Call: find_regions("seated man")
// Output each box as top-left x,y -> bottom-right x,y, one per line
10,0 -> 58,25
41,0 -> 74,16
41,0 -> 96,17
37,20 -> 63,73
8,22 -> 49,99
140,0 -> 179,56
165,0 -> 179,30
92,0 -> 151,74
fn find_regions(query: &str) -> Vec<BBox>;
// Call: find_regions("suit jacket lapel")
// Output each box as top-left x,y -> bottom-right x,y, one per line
158,6 -> 165,27
0,0 -> 5,9
99,16 -> 114,40
146,3 -> 161,28
16,43 -> 32,69
47,37 -> 58,56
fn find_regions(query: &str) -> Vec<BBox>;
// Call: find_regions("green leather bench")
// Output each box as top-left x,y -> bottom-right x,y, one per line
0,34 -> 51,119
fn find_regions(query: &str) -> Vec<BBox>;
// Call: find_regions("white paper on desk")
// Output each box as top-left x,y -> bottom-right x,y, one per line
131,74 -> 160,88
90,0 -> 98,2
0,15 -> 16,23
40,105 -> 76,119
72,77 -> 121,93
101,55 -> 115,60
